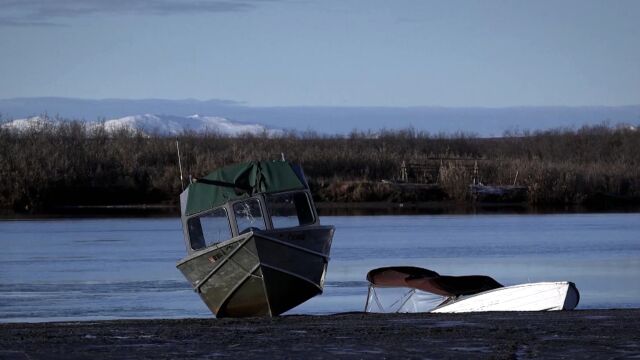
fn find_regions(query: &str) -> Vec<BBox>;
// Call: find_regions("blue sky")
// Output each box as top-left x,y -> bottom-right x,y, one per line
1,0 -> 639,107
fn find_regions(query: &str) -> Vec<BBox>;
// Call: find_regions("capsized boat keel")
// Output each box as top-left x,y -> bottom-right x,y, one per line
365,267 -> 580,313
432,282 -> 580,313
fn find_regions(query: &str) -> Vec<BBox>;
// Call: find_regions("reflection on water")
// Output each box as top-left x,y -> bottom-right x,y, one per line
0,213 -> 639,322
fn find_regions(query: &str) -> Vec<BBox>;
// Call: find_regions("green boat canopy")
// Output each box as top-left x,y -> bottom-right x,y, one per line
185,161 -> 308,216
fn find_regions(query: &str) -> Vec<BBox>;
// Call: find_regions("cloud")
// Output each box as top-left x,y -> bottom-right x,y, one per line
0,17 -> 65,27
0,0 -> 267,27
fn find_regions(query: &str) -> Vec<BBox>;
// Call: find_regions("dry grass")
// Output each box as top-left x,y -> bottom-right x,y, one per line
1,122 -> 639,211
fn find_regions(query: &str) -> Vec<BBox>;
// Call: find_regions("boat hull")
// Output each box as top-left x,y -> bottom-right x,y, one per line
177,225 -> 334,318
431,281 -> 580,313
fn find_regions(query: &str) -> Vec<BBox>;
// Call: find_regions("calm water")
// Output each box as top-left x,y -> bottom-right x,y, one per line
1,213 -> 639,322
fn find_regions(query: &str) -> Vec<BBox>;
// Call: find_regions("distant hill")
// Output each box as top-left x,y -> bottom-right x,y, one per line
1,114 -> 282,136
1,97 -> 639,136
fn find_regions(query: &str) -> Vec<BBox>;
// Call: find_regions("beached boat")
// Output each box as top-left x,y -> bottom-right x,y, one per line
469,183 -> 528,203
364,267 -> 579,313
469,162 -> 528,203
176,161 -> 334,318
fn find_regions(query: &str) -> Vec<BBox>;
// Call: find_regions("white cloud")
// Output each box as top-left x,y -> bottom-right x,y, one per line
0,0 -> 269,27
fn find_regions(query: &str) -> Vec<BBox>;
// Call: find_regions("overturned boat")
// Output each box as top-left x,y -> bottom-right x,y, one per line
365,267 -> 579,313
176,161 -> 334,318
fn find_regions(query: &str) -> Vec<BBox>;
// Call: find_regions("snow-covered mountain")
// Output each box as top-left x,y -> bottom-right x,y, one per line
3,98 -> 640,136
1,114 -> 283,136
1,116 -> 52,131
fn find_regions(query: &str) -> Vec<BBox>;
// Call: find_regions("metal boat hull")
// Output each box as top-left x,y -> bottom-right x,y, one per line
177,225 -> 334,318
432,281 -> 580,313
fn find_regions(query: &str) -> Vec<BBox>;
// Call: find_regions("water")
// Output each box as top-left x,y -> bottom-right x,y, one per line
1,213 -> 638,322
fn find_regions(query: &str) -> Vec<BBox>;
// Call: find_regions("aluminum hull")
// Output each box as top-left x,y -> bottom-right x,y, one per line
432,281 -> 580,313
177,225 -> 334,318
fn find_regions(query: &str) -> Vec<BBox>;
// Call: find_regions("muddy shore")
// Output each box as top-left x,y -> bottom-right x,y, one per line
2,310 -> 639,359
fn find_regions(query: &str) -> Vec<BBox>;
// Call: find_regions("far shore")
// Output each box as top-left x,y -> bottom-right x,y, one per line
2,310 -> 639,359
3,124 -> 640,216
6,195 -> 640,216
1,200 -> 640,219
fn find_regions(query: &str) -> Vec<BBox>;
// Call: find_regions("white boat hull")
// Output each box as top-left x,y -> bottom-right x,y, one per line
431,281 -> 579,313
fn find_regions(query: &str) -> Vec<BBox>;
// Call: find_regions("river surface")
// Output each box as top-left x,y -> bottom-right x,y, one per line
1,213 -> 639,322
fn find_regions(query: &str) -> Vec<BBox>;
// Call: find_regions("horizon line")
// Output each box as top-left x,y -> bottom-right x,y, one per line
2,96 -> 640,109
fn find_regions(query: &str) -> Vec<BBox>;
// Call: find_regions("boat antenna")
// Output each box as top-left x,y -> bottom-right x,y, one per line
281,152 -> 286,161
176,138 -> 185,191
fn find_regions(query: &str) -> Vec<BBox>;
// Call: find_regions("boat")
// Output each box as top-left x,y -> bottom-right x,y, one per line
176,160 -> 334,318
469,184 -> 528,203
469,161 -> 528,203
364,267 -> 579,313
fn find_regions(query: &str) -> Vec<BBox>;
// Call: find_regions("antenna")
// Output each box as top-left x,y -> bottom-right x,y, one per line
473,160 -> 479,185
176,139 -> 185,190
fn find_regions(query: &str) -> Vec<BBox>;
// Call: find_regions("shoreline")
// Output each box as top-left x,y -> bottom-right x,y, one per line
2,310 -> 640,359
2,201 -> 640,219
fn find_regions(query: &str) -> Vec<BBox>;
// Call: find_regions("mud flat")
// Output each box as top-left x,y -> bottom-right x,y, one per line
2,310 -> 639,359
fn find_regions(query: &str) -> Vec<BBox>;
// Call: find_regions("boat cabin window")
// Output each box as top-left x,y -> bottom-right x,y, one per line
187,207 -> 232,251
233,198 -> 266,234
266,192 -> 315,228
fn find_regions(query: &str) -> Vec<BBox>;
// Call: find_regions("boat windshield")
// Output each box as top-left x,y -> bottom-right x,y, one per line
266,191 -> 315,228
233,198 -> 267,234
187,207 -> 232,251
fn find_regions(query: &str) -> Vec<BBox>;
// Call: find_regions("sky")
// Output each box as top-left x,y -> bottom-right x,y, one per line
0,0 -> 639,107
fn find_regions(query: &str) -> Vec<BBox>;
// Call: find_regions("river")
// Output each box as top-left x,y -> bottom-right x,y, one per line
1,213 -> 639,322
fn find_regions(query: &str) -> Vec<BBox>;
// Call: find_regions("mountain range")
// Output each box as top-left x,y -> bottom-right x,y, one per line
1,114 -> 282,136
1,97 -> 639,136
